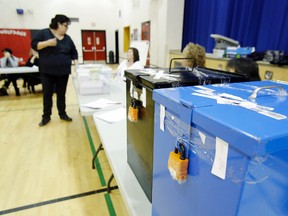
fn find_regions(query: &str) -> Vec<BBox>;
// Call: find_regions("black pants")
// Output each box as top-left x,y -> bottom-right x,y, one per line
4,74 -> 20,91
41,73 -> 69,119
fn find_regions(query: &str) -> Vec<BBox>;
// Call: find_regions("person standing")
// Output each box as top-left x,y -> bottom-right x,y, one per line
31,14 -> 78,126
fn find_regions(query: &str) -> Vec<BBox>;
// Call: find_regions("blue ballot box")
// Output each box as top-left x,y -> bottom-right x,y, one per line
152,80 -> 288,216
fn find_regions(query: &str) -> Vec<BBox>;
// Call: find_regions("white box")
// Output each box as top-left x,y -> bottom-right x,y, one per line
76,64 -> 112,95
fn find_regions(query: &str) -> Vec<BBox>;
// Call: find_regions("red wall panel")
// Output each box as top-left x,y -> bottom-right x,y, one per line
0,29 -> 32,64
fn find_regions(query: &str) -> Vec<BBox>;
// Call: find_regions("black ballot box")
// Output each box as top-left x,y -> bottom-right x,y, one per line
124,67 -> 249,202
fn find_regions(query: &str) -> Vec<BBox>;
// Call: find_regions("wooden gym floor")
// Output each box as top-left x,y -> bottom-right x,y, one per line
0,74 -> 128,215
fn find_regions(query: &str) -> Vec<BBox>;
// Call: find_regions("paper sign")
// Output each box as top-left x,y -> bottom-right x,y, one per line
130,81 -> 133,98
160,104 -> 165,131
154,70 -> 164,80
198,131 -> 206,145
211,137 -> 229,180
141,87 -> 147,107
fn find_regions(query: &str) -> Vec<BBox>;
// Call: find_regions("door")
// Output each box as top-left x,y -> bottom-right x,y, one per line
115,30 -> 119,64
81,30 -> 106,62
124,26 -> 130,52
141,21 -> 150,66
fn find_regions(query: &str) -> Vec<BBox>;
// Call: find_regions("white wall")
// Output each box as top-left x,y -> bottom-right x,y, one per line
117,0 -> 184,67
0,0 -> 184,67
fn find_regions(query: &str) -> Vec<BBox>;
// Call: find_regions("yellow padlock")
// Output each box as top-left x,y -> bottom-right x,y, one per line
168,143 -> 188,184
128,105 -> 138,122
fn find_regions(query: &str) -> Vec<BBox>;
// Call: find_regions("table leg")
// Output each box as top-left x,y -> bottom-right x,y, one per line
92,143 -> 103,169
107,174 -> 114,193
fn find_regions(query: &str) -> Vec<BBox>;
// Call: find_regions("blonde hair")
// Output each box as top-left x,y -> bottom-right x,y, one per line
182,42 -> 206,67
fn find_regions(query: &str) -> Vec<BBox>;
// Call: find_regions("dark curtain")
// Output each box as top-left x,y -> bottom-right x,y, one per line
182,0 -> 288,53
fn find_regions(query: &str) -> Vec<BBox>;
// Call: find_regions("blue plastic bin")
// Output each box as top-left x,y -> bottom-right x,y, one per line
152,80 -> 288,216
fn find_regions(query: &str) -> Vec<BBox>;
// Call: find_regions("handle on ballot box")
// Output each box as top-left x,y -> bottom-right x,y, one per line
249,85 -> 288,99
169,58 -> 194,73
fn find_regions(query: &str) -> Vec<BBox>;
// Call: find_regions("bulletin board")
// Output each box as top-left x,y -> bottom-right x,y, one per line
130,40 -> 149,66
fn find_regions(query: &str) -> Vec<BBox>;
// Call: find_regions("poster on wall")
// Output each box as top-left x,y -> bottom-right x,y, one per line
0,29 -> 39,65
133,29 -> 138,40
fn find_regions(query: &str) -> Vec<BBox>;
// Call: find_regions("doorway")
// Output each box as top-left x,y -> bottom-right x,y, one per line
141,21 -> 150,66
81,30 -> 106,63
115,30 -> 119,64
124,26 -> 130,52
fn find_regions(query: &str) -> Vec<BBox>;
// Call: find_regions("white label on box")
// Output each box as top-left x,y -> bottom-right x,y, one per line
141,87 -> 147,107
257,109 -> 286,120
130,81 -> 133,98
198,131 -> 206,145
160,104 -> 165,131
211,137 -> 229,180
133,91 -> 138,99
154,70 -> 164,80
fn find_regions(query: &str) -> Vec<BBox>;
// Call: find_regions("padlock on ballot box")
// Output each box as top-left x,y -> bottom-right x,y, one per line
128,98 -> 143,122
128,105 -> 139,122
168,142 -> 189,184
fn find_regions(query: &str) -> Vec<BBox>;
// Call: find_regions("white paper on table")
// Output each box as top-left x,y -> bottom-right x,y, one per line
95,107 -> 126,123
81,98 -> 120,109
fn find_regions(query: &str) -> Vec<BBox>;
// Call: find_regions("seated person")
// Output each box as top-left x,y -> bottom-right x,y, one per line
25,49 -> 39,67
182,42 -> 206,68
23,49 -> 41,93
0,48 -> 19,68
116,47 -> 144,79
0,48 -> 21,96
226,58 -> 261,81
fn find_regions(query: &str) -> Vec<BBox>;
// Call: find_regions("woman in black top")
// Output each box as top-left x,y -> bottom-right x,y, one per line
24,48 -> 41,93
31,14 -> 78,126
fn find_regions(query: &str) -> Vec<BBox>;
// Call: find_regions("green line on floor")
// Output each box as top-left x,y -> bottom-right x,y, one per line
83,116 -> 106,186
105,193 -> 116,216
